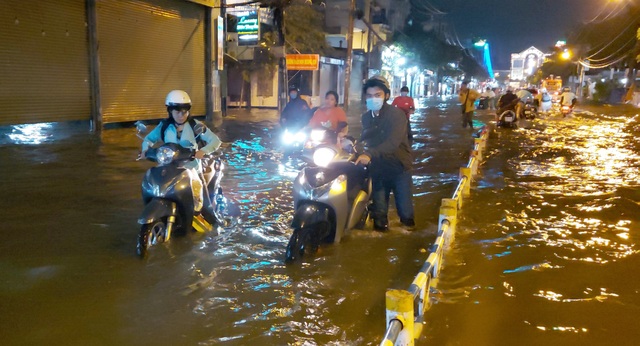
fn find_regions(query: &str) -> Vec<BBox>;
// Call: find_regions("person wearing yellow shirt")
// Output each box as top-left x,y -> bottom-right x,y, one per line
458,81 -> 480,130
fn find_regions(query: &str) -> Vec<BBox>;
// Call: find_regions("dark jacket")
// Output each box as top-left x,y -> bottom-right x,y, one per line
280,97 -> 310,128
498,92 -> 519,110
361,103 -> 412,176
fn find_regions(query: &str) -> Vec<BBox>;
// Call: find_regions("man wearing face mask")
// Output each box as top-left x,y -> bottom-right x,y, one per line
280,85 -> 310,129
355,76 -> 415,231
391,85 -> 415,141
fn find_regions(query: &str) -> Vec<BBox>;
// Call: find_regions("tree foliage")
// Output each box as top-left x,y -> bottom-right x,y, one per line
570,4 -> 640,68
283,1 -> 331,54
227,0 -> 329,80
393,24 -> 488,81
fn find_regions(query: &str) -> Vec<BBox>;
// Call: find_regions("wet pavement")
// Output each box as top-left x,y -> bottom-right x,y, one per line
0,99 -> 638,345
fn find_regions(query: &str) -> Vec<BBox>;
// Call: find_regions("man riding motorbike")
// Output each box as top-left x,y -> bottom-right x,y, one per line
280,86 -> 310,129
515,88 -> 533,118
140,90 -> 222,224
559,86 -> 577,110
496,88 -> 519,122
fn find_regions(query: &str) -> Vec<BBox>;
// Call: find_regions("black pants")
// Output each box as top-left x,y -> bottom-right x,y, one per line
461,111 -> 473,128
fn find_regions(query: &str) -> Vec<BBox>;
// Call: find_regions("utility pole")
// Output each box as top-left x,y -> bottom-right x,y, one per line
343,0 -> 356,111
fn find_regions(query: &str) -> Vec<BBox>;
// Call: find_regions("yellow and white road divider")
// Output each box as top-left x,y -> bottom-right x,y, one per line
381,126 -> 490,346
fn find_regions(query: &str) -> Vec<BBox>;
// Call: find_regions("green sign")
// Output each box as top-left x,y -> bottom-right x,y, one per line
236,10 -> 259,46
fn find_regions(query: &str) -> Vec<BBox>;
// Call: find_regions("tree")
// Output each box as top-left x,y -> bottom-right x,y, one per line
226,0 -> 330,85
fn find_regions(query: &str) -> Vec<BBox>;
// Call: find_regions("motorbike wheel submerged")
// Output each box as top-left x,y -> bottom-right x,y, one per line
135,143 -> 226,259
285,155 -> 371,262
137,217 -> 174,258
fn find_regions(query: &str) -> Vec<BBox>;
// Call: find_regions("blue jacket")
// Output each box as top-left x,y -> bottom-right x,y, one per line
142,118 -> 221,169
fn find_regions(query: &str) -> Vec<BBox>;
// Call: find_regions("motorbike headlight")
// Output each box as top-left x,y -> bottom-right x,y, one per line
310,129 -> 326,142
157,147 -> 176,165
282,129 -> 295,144
294,131 -> 307,143
313,147 -> 337,167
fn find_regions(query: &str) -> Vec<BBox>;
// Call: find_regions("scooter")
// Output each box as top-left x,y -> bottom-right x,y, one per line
523,103 -> 537,119
477,96 -> 489,109
561,105 -> 573,118
285,129 -> 371,262
497,109 -> 518,128
280,109 -> 316,156
135,123 -> 226,258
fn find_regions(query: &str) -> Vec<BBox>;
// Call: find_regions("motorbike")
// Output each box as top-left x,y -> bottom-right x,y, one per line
280,109 -> 316,156
135,123 -> 227,258
523,103 -> 537,119
561,105 -> 573,117
285,128 -> 371,262
477,96 -> 489,109
497,109 -> 518,128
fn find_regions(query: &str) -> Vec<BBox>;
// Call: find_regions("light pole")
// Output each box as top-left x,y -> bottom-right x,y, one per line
560,49 -> 585,97
343,0 -> 356,111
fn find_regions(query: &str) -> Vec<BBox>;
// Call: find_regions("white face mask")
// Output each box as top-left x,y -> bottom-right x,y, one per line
401,92 -> 408,97
366,97 -> 384,112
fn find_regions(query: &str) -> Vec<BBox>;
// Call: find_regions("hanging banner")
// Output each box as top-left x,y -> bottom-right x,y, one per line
286,54 -> 320,71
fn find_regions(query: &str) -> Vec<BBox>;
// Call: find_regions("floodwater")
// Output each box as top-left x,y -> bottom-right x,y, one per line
0,99 -> 638,345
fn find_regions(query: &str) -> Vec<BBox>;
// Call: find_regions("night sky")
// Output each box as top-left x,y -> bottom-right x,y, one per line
427,0 -> 606,69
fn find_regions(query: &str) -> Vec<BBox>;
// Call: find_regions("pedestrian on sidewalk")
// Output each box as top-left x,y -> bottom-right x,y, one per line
391,86 -> 415,142
355,76 -> 415,231
458,81 -> 480,129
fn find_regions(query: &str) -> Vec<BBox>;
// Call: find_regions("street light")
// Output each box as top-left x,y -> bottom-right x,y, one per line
559,49 -> 584,97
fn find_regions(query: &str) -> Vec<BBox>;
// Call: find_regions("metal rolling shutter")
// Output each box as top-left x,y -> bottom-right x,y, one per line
97,0 -> 205,123
0,0 -> 90,125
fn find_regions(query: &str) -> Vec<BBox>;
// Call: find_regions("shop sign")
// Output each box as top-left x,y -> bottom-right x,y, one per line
236,9 -> 260,46
286,54 -> 320,70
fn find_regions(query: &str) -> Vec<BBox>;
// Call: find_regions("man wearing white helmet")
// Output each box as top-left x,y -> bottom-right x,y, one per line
141,90 -> 222,223
355,75 -> 415,231
559,86 -> 577,107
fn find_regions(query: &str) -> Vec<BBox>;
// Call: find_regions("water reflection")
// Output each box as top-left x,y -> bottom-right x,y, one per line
428,108 -> 640,345
7,123 -> 53,144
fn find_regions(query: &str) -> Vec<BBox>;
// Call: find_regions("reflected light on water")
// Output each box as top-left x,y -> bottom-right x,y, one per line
7,123 -> 53,144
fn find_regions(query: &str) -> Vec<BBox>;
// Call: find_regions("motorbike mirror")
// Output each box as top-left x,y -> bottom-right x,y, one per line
135,121 -> 147,133
193,122 -> 205,136
135,121 -> 148,140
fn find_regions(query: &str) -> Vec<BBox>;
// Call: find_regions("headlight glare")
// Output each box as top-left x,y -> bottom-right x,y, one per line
313,147 -> 337,167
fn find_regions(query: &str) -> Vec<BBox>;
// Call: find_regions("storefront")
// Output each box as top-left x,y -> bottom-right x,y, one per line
0,0 -> 219,127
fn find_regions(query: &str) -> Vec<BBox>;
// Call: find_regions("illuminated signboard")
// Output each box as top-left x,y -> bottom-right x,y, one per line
236,9 -> 260,46
286,54 -> 320,71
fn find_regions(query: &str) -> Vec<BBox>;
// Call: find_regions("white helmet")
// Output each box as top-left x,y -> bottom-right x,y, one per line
165,90 -> 192,107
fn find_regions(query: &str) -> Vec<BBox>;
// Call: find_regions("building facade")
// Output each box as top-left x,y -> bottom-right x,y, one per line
510,46 -> 546,82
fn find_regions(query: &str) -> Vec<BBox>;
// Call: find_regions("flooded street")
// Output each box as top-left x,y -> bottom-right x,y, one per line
1,99 -> 638,345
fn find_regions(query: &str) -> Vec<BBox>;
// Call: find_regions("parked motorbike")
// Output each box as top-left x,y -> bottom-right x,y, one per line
285,129 -> 371,262
135,123 -> 227,258
497,109 -> 518,128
